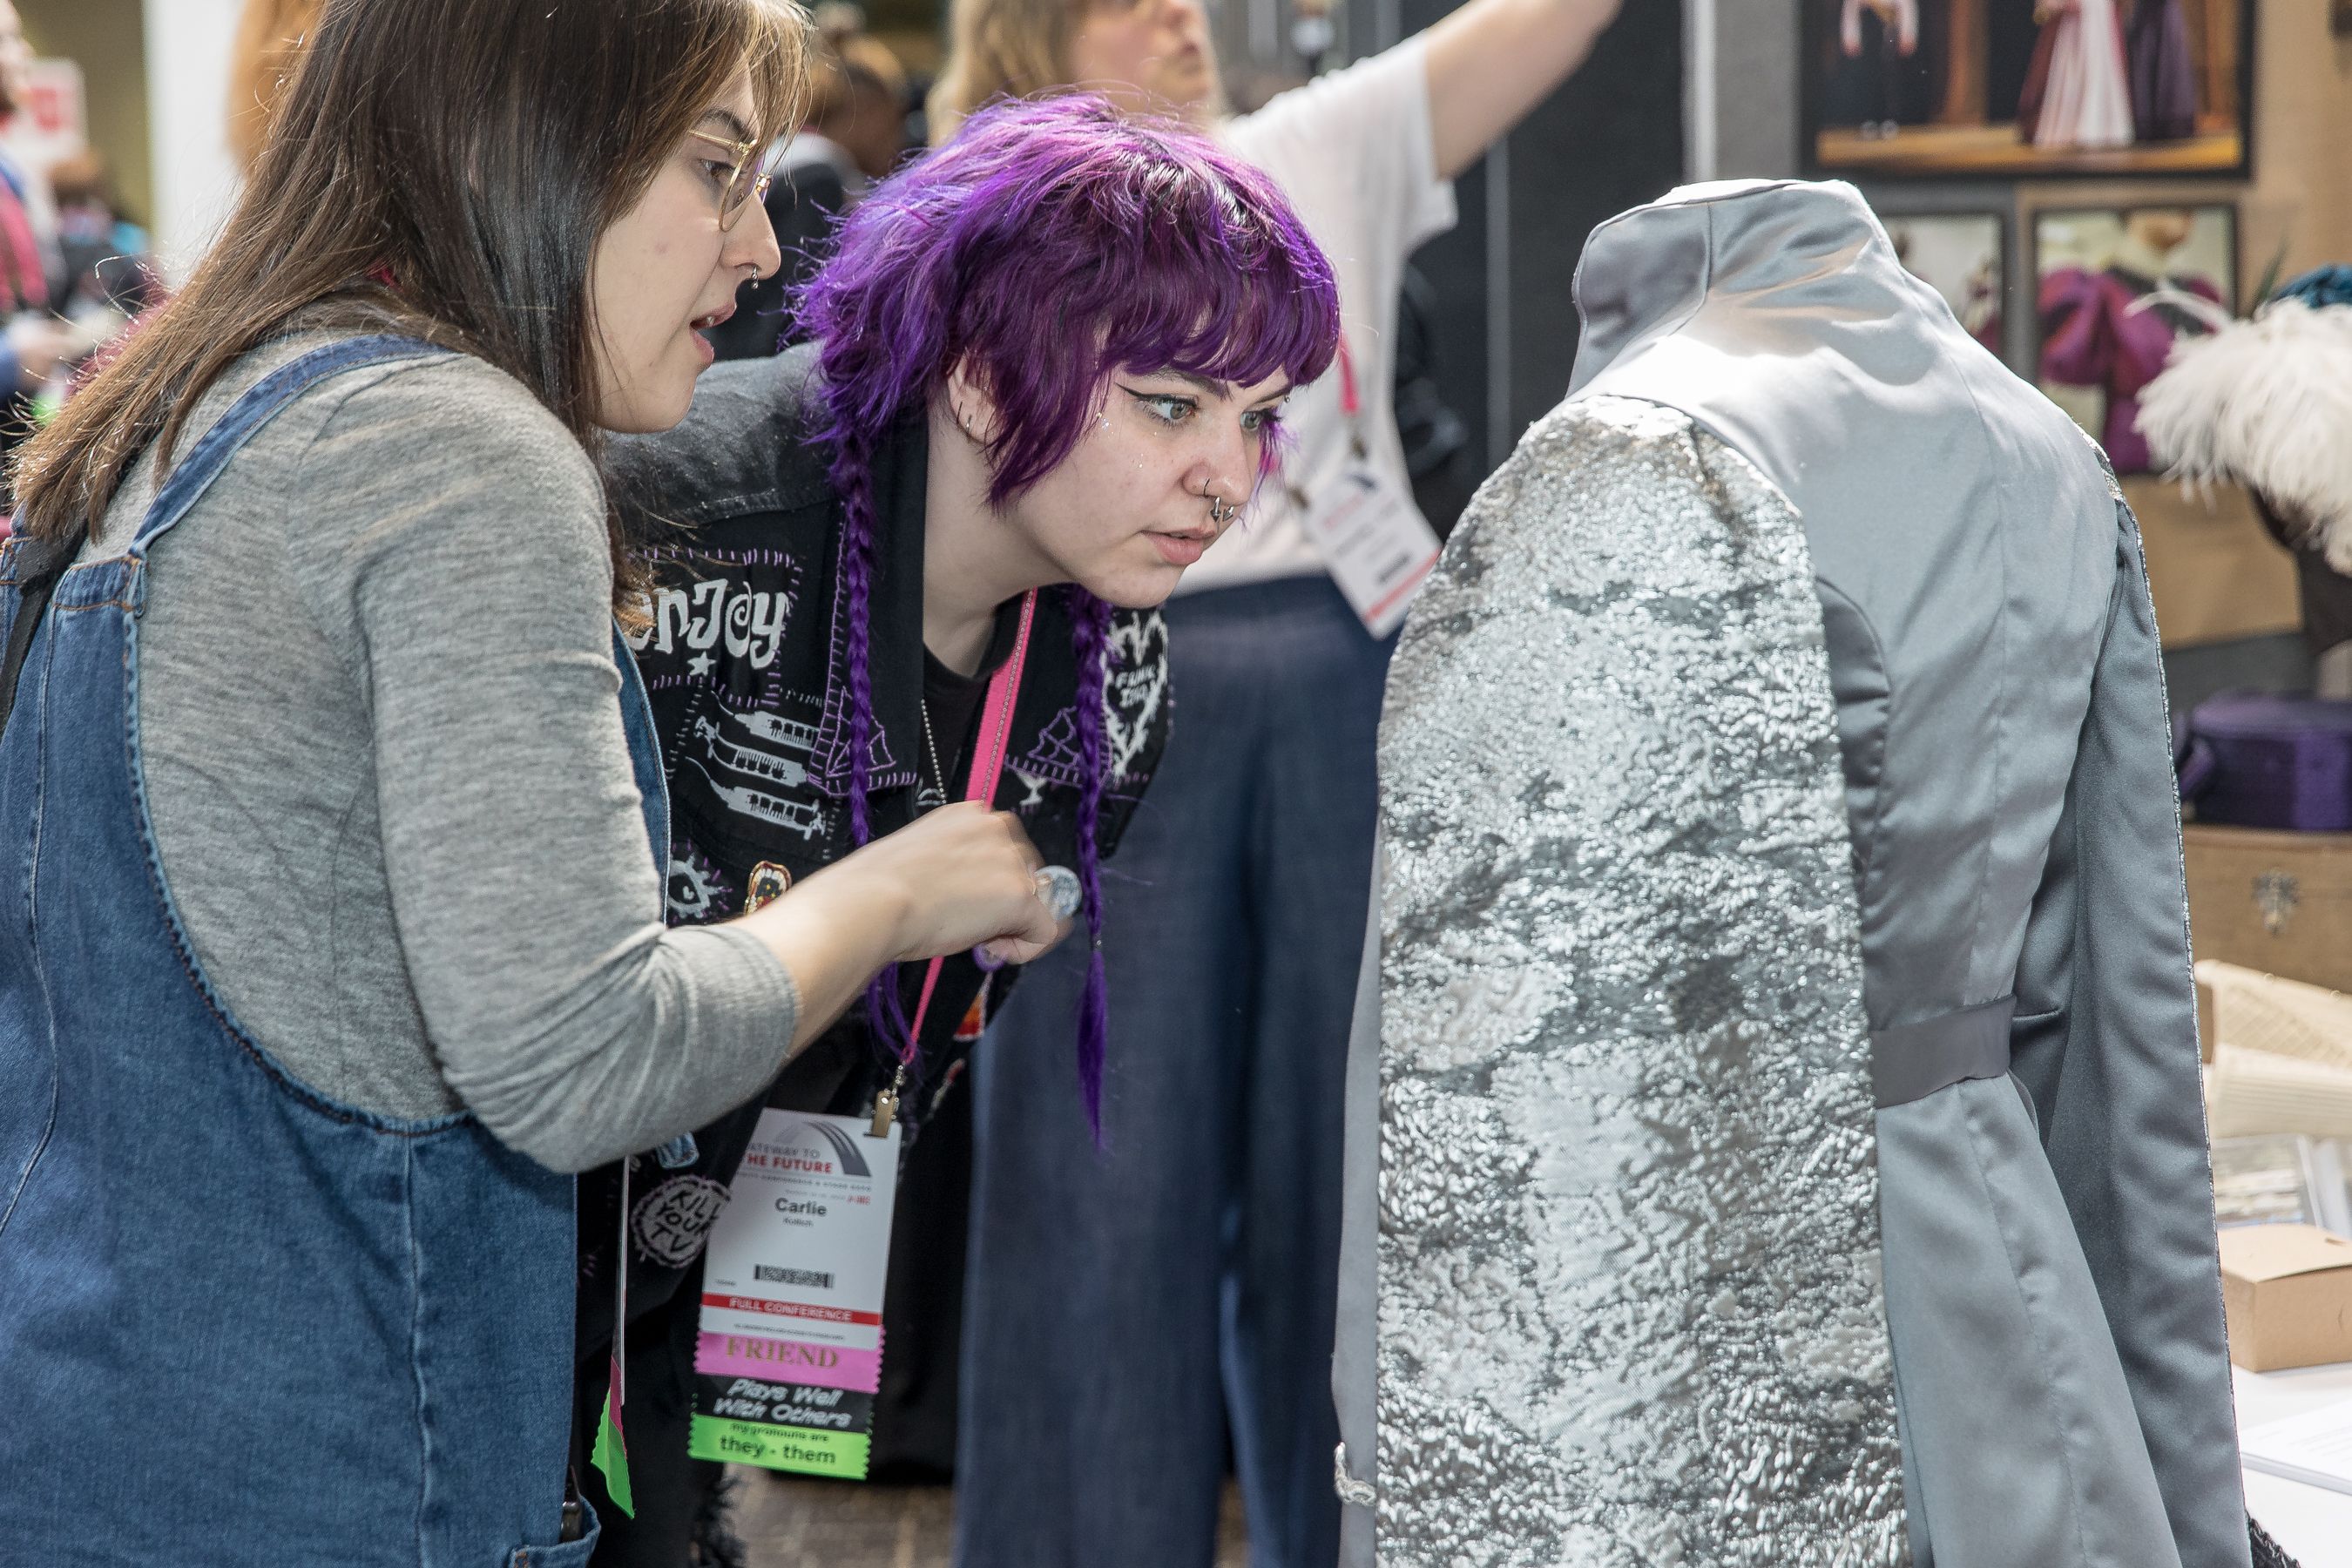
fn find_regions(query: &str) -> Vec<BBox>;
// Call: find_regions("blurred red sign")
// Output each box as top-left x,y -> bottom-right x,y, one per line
1,59 -> 86,171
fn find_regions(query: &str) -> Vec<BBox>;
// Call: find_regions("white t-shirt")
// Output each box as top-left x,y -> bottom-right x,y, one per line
1187,37 -> 1459,595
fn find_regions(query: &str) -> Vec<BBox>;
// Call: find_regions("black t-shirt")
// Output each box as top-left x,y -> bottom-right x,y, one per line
916,598 -> 1026,807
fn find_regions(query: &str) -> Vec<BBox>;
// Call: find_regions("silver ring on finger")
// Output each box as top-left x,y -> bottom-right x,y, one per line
1033,864 -> 1082,923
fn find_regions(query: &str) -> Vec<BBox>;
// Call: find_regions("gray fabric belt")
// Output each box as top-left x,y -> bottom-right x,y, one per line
1870,997 -> 2017,1108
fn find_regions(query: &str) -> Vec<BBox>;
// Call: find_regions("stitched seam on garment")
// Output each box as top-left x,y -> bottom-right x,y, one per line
0,617 -> 59,1239
2113,490 -> 2247,1561
1959,1081 -> 2097,1567
1947,352 -> 2011,1000
1885,1321 -> 1933,1565
1570,206 -> 1716,380
668,487 -> 797,525
123,599 -> 467,1137
119,348 -> 488,1138
1810,576 -> 1891,916
322,774 -> 374,1091
2120,493 -> 2207,1071
404,1137 -> 436,1566
281,359 -> 463,1122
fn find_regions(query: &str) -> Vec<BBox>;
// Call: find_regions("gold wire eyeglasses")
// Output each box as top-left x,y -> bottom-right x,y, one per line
688,128 -> 774,231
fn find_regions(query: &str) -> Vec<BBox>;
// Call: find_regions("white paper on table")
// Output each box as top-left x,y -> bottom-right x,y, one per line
2242,1401 -> 2352,1495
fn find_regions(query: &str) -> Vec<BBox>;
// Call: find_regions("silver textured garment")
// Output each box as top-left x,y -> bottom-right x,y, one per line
1346,178 -> 2249,1568
1572,180 -> 2245,1568
1373,393 -> 1906,1567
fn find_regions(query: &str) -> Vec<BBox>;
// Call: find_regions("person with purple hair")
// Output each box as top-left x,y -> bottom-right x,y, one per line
931,0 -> 1624,1562
573,93 -> 1338,1563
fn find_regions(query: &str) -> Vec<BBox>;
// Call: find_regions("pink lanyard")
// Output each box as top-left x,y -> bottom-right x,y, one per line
900,588 -> 1038,1058
1335,335 -> 1370,458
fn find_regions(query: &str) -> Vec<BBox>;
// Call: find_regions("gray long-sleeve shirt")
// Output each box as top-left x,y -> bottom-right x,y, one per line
82,333 -> 799,1173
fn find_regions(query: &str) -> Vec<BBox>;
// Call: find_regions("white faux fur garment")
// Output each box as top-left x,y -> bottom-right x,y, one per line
2139,299 -> 2352,571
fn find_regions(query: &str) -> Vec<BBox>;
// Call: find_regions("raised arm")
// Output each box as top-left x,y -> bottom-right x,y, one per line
1422,0 -> 1624,181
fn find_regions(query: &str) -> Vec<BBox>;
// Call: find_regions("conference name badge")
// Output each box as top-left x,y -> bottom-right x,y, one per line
1303,458 -> 1440,639
689,1108 -> 900,1480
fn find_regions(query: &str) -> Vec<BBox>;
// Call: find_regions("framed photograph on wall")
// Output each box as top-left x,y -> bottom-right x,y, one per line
1881,211 -> 2007,354
2032,202 -> 2237,472
1805,0 -> 2254,179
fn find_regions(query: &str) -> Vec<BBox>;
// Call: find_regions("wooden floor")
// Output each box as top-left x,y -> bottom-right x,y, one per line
727,1470 -> 1252,1568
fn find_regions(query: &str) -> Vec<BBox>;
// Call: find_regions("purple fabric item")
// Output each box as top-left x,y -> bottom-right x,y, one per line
2178,692 -> 2352,831
2127,0 -> 2199,142
2038,261 -> 2223,472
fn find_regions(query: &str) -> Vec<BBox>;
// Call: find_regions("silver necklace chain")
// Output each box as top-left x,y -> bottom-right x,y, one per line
918,699 -> 948,806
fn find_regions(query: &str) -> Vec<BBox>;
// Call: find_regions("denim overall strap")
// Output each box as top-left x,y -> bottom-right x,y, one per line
614,625 -> 670,876
0,335 -> 636,1566
130,334 -> 451,555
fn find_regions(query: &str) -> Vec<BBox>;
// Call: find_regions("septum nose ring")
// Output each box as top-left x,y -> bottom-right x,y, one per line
1206,494 -> 1240,525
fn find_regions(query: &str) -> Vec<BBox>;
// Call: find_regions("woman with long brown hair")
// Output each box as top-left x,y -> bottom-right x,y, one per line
0,2 -> 1062,1559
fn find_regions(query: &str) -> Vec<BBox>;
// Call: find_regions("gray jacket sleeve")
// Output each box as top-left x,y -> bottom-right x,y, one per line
301,360 -> 801,1173
2009,490 -> 2250,1568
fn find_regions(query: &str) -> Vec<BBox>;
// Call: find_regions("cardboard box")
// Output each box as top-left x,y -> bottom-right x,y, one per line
2218,1223 -> 2352,1371
2186,825 -> 2352,995
2128,476 -> 2300,650
2197,960 -> 2352,1072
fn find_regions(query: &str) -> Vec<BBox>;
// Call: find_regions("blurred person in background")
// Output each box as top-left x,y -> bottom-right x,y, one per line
41,152 -> 160,386
46,152 -> 155,318
228,0 -> 324,171
804,2 -> 915,185
0,0 -> 70,510
929,0 -> 1624,1563
710,3 -> 911,361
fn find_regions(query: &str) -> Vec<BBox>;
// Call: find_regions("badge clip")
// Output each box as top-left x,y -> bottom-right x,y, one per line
868,1064 -> 904,1139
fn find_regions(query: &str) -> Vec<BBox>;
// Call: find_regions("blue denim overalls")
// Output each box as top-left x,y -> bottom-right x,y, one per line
0,335 -> 669,1565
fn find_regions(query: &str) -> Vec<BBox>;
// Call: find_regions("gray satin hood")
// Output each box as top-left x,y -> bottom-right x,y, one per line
1570,177 -> 1964,426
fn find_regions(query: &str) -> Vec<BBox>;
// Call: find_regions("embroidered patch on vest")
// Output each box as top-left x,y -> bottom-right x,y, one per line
632,1175 -> 733,1268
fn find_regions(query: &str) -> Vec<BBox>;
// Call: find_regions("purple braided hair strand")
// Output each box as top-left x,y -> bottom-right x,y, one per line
1063,585 -> 1117,1143
833,429 -> 916,1059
